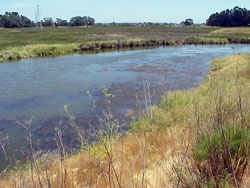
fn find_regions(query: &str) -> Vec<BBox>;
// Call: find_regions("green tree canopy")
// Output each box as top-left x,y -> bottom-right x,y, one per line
70,16 -> 95,26
55,18 -> 68,26
0,11 -> 96,28
181,18 -> 194,26
206,6 -> 250,27
42,17 -> 54,26
0,12 -> 33,28
70,16 -> 83,26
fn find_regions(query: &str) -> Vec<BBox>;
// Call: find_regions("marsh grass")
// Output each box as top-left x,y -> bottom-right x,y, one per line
184,36 -> 229,44
0,25 -> 249,62
0,43 -> 79,61
211,27 -> 250,35
211,27 -> 250,44
0,26 -> 216,50
170,53 -> 250,187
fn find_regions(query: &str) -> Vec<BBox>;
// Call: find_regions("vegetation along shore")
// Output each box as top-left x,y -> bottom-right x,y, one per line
0,25 -> 250,62
0,45 -> 250,187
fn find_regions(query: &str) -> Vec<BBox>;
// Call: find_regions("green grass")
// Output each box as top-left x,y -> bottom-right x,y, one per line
192,125 -> 250,186
1,25 -> 250,62
0,26 -> 217,50
0,43 -> 79,61
185,36 -> 229,44
210,27 -> 250,43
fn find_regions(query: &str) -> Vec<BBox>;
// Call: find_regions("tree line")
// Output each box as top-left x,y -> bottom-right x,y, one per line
206,6 -> 250,27
1,6 -> 249,28
0,12 -> 33,28
0,12 -> 95,28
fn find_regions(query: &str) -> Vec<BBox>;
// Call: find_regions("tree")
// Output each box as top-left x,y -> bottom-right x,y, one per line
86,16 -> 95,25
182,18 -> 194,26
21,15 -> 33,27
206,12 -> 220,26
70,16 -> 95,26
70,16 -> 84,26
0,12 -> 22,28
231,6 -> 250,26
206,6 -> 250,27
55,18 -> 68,26
0,12 -> 32,28
42,17 -> 54,26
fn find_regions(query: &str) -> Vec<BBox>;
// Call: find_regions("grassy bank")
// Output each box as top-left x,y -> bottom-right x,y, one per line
0,51 -> 249,186
211,27 -> 250,43
0,26 -> 249,62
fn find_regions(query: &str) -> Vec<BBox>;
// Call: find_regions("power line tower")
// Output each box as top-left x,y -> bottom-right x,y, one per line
35,5 -> 43,30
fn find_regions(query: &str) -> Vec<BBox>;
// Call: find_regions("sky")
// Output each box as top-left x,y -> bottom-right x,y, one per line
0,0 -> 249,23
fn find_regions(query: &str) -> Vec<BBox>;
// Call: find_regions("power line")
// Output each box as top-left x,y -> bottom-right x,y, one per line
35,5 -> 42,29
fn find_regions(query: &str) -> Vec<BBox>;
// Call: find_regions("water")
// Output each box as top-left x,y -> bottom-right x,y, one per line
0,44 -> 250,168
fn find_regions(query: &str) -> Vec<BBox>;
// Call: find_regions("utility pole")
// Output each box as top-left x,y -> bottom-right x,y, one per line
35,5 -> 43,30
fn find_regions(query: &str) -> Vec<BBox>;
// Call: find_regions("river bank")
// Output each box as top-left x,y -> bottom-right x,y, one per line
0,25 -> 249,62
3,45 -> 249,171
0,48 -> 250,188
0,38 -> 229,62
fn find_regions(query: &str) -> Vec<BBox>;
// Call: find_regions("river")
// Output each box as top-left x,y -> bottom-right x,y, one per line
0,44 -> 250,168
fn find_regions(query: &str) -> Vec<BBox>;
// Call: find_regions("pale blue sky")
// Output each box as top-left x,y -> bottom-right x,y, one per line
0,0 -> 249,23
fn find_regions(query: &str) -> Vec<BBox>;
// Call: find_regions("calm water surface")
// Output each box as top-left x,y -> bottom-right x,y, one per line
0,44 -> 250,166
1,45 -> 249,120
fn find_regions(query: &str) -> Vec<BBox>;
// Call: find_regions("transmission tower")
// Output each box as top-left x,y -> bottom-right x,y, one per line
35,5 -> 42,30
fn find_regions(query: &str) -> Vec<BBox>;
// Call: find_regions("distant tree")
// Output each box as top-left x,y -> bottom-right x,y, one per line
42,17 -> 54,26
0,12 -> 21,28
206,6 -> 250,27
70,16 -> 84,26
231,6 -> 250,26
206,12 -> 220,26
0,12 -> 32,28
70,16 -> 95,26
182,18 -> 194,26
86,16 -> 95,25
55,18 -> 68,26
220,9 -> 232,27
82,16 -> 89,25
20,15 -> 33,27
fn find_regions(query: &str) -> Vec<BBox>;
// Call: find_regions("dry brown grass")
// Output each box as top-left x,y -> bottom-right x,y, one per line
211,27 -> 250,35
0,125 -> 188,188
